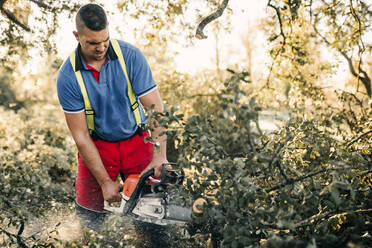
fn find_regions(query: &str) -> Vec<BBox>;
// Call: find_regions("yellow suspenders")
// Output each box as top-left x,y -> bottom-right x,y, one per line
69,38 -> 141,132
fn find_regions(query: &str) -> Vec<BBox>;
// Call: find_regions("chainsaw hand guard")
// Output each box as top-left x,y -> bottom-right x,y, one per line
123,168 -> 155,215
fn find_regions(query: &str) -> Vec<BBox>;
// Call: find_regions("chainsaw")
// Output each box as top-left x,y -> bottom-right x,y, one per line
104,163 -> 197,226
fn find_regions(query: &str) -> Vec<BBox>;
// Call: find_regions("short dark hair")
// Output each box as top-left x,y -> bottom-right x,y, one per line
76,4 -> 107,33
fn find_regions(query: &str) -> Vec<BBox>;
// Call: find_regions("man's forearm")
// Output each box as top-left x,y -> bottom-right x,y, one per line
75,135 -> 111,186
138,89 -> 168,176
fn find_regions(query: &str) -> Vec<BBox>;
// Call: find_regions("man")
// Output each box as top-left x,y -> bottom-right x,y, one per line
56,4 -> 167,230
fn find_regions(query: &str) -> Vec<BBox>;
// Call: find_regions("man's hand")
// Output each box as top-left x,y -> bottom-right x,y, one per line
101,180 -> 122,203
140,156 -> 168,178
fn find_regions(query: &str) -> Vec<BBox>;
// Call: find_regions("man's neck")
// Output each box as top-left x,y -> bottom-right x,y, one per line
83,53 -> 106,72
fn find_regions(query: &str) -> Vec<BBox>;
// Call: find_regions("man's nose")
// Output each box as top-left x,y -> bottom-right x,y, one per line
96,42 -> 105,51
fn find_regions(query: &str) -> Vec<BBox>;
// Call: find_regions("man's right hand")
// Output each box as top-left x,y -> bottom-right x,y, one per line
101,180 -> 122,203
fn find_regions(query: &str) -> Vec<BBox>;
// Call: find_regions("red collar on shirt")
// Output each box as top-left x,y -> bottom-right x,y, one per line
84,58 -> 108,84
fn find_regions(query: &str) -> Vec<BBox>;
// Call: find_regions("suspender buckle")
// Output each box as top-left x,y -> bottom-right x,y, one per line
136,124 -> 145,136
131,101 -> 139,112
85,109 -> 95,115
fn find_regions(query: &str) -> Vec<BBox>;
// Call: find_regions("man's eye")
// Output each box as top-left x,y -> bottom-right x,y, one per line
87,38 -> 109,45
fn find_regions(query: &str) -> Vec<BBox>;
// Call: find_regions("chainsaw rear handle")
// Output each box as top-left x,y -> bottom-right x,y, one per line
123,168 -> 155,215
103,192 -> 126,213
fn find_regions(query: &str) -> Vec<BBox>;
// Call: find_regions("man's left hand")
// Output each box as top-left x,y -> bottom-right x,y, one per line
140,156 -> 168,178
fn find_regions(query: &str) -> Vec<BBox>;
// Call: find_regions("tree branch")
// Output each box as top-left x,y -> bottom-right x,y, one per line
339,50 -> 371,98
267,168 -> 327,192
195,0 -> 229,39
0,0 -> 52,32
276,160 -> 290,182
267,0 -> 286,45
28,0 -> 52,10
187,93 -> 218,99
340,90 -> 366,115
0,7 -> 31,32
268,135 -> 292,167
349,0 -> 366,52
345,130 -> 372,148
294,207 -> 372,228
266,162 -> 371,193
265,0 -> 288,87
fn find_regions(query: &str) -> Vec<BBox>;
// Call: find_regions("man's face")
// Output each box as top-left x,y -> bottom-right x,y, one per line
74,26 -> 109,62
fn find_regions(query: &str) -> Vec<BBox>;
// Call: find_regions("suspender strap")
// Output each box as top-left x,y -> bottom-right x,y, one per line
69,52 -> 95,131
110,38 -> 142,127
68,39 -> 141,133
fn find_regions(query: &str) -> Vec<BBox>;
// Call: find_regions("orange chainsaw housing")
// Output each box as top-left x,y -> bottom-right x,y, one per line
123,174 -> 139,198
122,174 -> 157,198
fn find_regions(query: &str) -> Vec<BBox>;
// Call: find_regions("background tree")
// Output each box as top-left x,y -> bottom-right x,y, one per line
0,0 -> 80,69
310,0 -> 372,105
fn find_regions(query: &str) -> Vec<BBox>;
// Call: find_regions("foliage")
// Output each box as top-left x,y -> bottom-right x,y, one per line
154,65 -> 230,118
158,70 -> 371,247
0,97 -> 76,246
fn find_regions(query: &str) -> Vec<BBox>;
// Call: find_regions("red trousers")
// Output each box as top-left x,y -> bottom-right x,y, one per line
75,131 -> 153,212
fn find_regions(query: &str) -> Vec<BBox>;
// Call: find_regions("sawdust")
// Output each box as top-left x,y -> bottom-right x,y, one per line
23,204 -> 83,245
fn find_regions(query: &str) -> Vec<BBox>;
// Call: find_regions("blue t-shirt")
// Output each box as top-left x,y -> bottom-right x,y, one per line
57,39 -> 157,141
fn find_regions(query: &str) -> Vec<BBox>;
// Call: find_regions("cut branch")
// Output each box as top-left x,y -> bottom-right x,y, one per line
346,130 -> 372,148
206,137 -> 229,158
0,224 -> 28,248
195,0 -> 229,39
266,163 -> 370,193
268,135 -> 292,168
294,208 -> 372,228
267,169 -> 327,192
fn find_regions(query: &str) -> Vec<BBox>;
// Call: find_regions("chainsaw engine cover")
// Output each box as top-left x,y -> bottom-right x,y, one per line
123,174 -> 159,198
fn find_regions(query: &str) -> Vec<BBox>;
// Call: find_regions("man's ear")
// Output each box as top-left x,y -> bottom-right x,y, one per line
73,31 -> 79,42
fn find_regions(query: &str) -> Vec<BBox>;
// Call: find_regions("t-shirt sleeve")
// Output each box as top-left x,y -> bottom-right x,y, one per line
56,69 -> 85,113
127,47 -> 157,97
